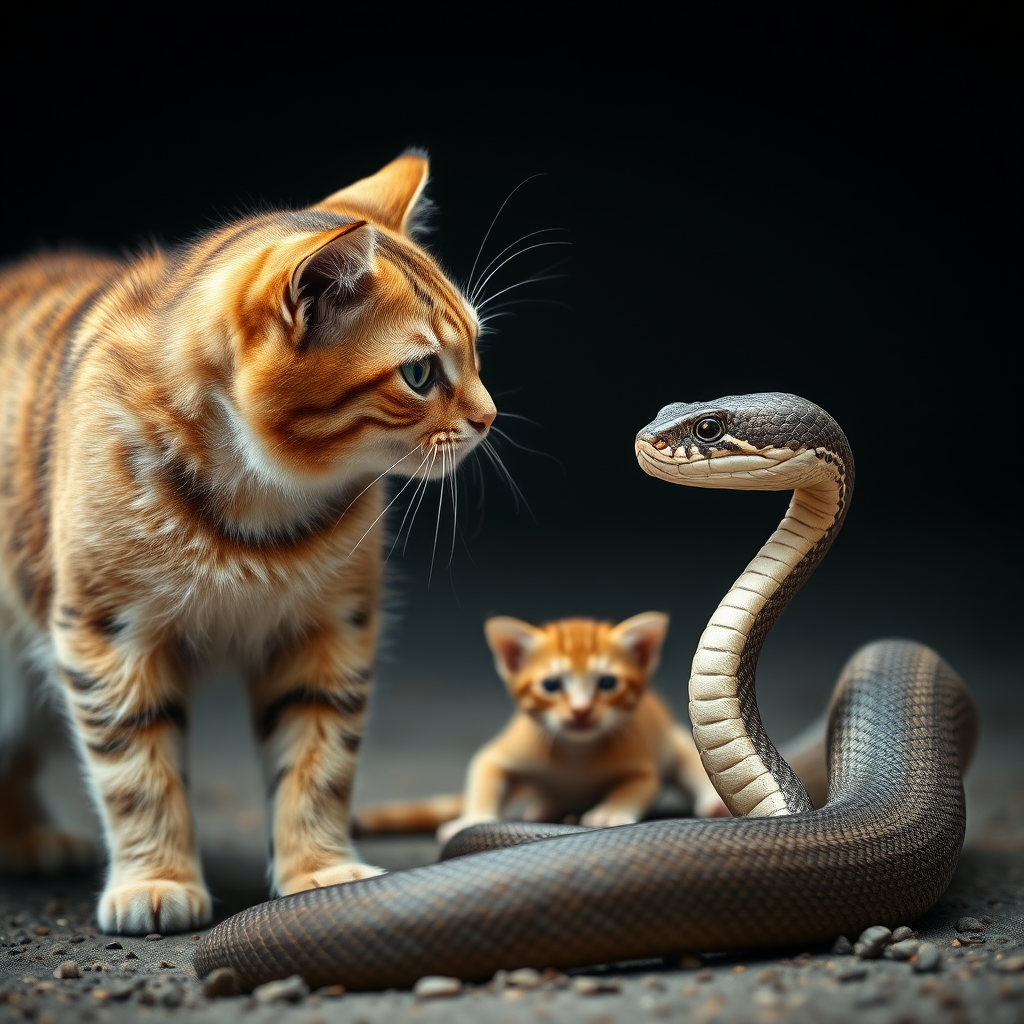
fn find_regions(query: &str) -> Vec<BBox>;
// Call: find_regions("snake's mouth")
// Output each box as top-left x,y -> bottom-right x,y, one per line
636,438 -> 825,492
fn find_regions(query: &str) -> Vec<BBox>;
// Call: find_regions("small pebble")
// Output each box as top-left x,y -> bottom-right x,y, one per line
887,939 -> 920,961
69,935 -> 86,944
33,926 -> 49,936
144,933 -> 162,942
202,967 -> 242,998
678,955 -> 704,969
891,926 -> 916,942
831,936 -> 853,956
571,976 -> 621,995
413,975 -> 462,999
996,955 -> 1024,973
161,987 -> 183,1007
314,984 -> 346,997
158,960 -> 176,969
507,967 -> 543,988
836,966 -> 868,982
107,984 -> 134,1002
853,926 -> 892,959
124,951 -> 139,960
252,974 -> 310,1004
956,917 -> 984,933
53,961 -> 80,979
912,944 -> 941,973
103,941 -> 122,950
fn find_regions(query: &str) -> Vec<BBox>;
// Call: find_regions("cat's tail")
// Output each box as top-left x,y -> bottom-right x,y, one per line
351,794 -> 464,836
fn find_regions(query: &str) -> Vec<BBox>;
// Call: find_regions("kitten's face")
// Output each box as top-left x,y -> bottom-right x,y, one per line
485,614 -> 670,743
184,154 -> 496,489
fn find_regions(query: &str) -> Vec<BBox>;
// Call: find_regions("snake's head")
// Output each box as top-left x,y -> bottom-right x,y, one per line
635,393 -> 853,493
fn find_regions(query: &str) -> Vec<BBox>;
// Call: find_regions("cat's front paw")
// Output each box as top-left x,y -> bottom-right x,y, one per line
436,815 -> 498,846
580,806 -> 637,828
0,827 -> 95,874
98,879 -> 212,934
277,860 -> 384,896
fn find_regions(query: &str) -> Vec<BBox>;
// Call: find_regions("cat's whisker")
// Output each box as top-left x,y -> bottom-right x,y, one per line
344,451 -> 432,559
469,240 -> 571,308
489,424 -> 563,469
427,447 -> 448,586
329,446 -> 424,537
384,451 -> 435,568
479,437 -> 534,520
448,448 -> 460,568
466,173 -> 547,298
474,267 -> 570,312
467,228 -> 568,306
402,446 -> 439,558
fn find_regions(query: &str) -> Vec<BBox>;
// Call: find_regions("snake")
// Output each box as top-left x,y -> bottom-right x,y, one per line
194,391 -> 977,991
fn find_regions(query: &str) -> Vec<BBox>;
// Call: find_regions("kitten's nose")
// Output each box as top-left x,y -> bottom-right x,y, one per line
571,707 -> 593,723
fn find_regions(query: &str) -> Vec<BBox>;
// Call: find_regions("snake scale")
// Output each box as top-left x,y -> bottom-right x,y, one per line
194,392 -> 977,991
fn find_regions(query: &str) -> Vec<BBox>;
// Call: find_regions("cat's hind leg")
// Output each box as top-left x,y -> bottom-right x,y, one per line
50,616 -> 211,933
0,625 -> 95,873
249,623 -> 383,896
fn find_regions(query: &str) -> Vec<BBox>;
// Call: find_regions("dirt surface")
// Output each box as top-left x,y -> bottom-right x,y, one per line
2,670 -> 1023,1024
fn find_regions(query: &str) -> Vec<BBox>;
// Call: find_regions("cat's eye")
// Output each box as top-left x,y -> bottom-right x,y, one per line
596,675 -> 618,691
540,677 -> 563,693
400,357 -> 434,392
694,416 -> 725,443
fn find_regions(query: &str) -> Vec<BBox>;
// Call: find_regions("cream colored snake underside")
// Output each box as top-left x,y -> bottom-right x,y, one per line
195,393 -> 976,991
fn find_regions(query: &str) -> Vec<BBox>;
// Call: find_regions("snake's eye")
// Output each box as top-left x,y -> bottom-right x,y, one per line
540,677 -> 562,693
400,357 -> 434,392
694,417 -> 725,443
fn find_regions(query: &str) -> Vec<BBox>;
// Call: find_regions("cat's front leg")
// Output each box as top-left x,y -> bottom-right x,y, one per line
53,628 -> 210,933
250,625 -> 382,896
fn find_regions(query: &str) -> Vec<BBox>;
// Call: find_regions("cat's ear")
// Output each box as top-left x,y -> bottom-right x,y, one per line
484,617 -> 545,682
609,612 -> 670,676
317,151 -> 430,237
274,221 -> 374,338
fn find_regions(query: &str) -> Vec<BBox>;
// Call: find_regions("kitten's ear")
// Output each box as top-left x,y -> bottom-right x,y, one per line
484,617 -> 545,682
317,152 -> 430,237
609,612 -> 670,676
276,221 -> 374,337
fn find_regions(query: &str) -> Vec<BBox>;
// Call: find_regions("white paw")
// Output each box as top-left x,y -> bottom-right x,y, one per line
435,815 -> 498,846
580,807 -> 637,828
98,878 -> 212,934
277,860 -> 385,896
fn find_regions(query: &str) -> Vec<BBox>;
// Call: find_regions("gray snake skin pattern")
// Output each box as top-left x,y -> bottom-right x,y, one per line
194,393 -> 976,991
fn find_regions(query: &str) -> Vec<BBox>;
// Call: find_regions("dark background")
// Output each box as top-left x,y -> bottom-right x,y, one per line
3,5 -> 1020,770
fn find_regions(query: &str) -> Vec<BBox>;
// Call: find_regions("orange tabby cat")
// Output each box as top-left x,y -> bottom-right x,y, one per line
354,612 -> 728,844
0,152 -> 496,933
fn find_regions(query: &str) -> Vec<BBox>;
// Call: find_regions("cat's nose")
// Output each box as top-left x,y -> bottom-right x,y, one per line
467,396 -> 497,435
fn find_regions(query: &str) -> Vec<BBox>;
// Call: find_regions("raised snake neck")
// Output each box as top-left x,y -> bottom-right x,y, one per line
194,392 -> 976,992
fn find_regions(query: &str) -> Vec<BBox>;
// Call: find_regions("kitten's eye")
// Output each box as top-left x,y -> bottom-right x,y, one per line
540,677 -> 562,693
596,675 -> 618,691
694,416 -> 724,443
400,357 -> 434,392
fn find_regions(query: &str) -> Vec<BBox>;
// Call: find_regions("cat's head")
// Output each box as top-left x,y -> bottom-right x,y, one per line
177,151 -> 495,489
484,613 -> 669,742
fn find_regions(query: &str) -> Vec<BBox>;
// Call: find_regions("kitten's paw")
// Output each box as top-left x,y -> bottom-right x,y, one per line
0,827 -> 96,874
277,860 -> 385,896
580,807 -> 637,828
436,815 -> 498,846
98,879 -> 212,934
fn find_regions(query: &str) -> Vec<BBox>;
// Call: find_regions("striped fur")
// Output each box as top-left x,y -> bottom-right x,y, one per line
354,614 -> 728,844
0,153 -> 496,933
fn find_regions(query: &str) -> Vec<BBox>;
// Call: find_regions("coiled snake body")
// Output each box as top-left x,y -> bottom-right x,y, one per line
195,393 -> 976,991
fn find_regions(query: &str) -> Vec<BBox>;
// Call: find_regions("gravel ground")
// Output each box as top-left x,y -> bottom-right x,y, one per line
3,663 -> 1022,1024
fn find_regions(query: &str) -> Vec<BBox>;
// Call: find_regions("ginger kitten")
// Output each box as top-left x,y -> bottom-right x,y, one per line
354,612 -> 728,844
0,152 -> 496,933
